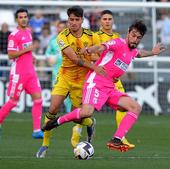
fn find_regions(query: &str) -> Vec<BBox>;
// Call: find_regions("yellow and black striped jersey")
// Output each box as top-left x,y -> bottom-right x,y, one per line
96,29 -> 120,43
57,28 -> 100,82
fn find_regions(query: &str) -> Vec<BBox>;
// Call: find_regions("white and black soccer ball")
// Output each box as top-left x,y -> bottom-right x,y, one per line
73,141 -> 94,160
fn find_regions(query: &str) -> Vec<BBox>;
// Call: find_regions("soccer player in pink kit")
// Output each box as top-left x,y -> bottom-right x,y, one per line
0,8 -> 43,139
42,20 -> 165,152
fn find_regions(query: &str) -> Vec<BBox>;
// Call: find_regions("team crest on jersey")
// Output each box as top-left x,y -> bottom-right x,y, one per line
58,40 -> 65,47
8,40 -> 14,47
114,58 -> 128,72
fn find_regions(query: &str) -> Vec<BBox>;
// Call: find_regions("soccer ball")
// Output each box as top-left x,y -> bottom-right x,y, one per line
73,141 -> 94,160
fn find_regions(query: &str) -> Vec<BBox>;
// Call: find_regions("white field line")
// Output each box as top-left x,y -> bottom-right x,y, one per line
0,156 -> 170,159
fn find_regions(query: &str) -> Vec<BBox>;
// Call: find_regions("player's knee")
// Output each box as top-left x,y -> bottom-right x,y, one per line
80,106 -> 93,118
33,98 -> 42,105
131,102 -> 142,115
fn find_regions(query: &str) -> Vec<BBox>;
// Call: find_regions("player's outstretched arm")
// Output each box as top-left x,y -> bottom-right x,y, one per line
63,46 -> 106,76
137,43 -> 166,58
81,44 -> 106,56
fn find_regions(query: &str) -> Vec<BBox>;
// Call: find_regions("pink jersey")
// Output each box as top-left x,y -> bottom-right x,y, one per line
7,27 -> 41,99
86,38 -> 138,87
83,38 -> 138,110
7,27 -> 34,75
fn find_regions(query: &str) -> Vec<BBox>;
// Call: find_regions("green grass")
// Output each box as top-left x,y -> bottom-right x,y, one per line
0,112 -> 170,169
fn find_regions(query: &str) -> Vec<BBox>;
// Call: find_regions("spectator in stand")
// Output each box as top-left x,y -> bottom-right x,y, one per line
29,9 -> 48,38
82,14 -> 90,29
0,23 -> 11,80
32,37 -> 42,55
36,25 -> 52,81
39,26 -> 52,54
157,12 -> 170,45
0,23 -> 11,54
89,12 -> 100,31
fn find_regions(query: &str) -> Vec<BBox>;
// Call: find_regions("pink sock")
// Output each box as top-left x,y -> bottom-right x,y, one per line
0,99 -> 17,124
58,108 -> 81,125
113,112 -> 138,140
32,99 -> 42,131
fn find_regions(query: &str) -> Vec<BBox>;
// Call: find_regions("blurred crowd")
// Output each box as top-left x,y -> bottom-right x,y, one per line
1,4 -> 170,80
0,9 -> 104,81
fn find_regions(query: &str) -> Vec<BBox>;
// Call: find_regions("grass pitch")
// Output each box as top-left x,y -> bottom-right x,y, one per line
0,112 -> 170,169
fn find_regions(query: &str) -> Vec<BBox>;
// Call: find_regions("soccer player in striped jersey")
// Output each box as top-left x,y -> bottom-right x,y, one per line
36,6 -> 104,158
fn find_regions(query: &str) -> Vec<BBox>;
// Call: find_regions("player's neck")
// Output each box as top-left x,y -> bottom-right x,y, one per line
17,26 -> 27,30
70,28 -> 83,38
101,28 -> 112,35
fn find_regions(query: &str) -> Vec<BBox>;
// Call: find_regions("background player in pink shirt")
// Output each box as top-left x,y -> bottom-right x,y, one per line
0,8 -> 43,139
42,20 -> 165,152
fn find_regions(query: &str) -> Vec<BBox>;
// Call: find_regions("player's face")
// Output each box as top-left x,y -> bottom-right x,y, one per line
68,14 -> 83,32
57,23 -> 67,34
127,28 -> 143,49
16,12 -> 28,28
100,14 -> 113,31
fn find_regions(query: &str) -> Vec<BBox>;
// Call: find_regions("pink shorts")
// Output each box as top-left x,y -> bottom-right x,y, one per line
7,72 -> 41,100
82,82 -> 127,111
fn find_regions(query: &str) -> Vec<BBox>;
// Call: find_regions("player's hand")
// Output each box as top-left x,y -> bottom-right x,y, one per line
152,43 -> 166,55
93,65 -> 106,76
80,47 -> 91,55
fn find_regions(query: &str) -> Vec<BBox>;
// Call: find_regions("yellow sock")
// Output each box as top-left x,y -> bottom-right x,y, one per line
115,110 -> 126,127
71,124 -> 83,148
42,117 -> 52,147
80,117 -> 93,127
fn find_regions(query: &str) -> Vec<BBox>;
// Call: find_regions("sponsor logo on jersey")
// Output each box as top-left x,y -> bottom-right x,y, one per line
22,42 -> 32,49
114,58 -> 128,71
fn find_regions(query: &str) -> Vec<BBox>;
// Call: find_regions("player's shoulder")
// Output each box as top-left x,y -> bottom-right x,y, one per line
10,28 -> 20,37
114,38 -> 125,43
26,27 -> 32,33
83,28 -> 93,36
59,28 -> 70,37
112,32 -> 120,38
96,30 -> 104,35
119,38 -> 126,44
105,38 -> 124,47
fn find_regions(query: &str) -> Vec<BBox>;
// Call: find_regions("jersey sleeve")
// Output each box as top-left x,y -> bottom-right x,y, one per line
57,33 -> 70,51
102,39 -> 119,51
7,33 -> 19,51
92,32 -> 101,45
132,49 -> 139,59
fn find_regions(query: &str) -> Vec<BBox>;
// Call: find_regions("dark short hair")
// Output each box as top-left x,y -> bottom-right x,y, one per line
15,8 -> 28,19
129,20 -> 147,36
67,6 -> 83,17
58,20 -> 67,25
101,10 -> 113,17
